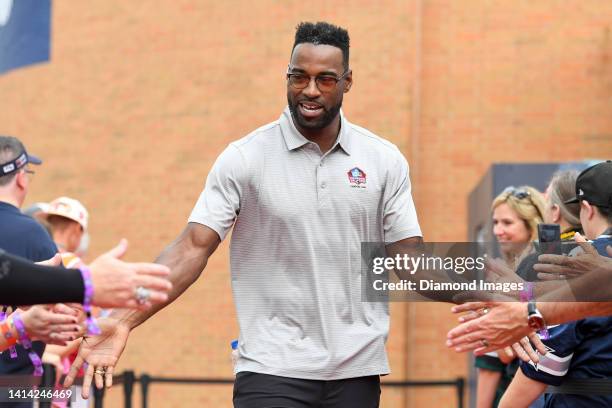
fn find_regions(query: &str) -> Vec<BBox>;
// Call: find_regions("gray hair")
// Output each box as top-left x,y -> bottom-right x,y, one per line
548,170 -> 581,230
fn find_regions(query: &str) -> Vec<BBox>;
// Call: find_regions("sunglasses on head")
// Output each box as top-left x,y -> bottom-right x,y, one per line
502,186 -> 545,220
503,186 -> 531,200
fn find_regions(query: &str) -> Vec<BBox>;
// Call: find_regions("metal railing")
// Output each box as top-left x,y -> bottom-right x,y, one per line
2,366 -> 465,408
106,371 -> 465,408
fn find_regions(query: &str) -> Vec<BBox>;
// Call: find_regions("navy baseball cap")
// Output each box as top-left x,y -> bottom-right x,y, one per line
564,160 -> 612,209
0,136 -> 42,176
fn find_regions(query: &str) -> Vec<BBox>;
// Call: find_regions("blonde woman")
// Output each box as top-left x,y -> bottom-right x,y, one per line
476,186 -> 546,408
492,186 -> 546,270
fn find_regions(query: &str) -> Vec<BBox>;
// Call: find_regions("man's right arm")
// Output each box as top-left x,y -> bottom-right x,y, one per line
113,222 -> 221,330
67,143 -> 244,397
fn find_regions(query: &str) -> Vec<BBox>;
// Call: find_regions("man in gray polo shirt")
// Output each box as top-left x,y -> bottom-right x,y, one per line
67,21 -> 422,407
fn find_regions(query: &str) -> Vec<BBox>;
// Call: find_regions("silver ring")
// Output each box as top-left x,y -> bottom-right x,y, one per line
135,286 -> 151,304
94,368 -> 106,375
480,339 -> 489,348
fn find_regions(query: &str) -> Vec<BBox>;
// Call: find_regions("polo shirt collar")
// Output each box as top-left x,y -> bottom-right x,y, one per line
280,107 -> 352,155
336,111 -> 352,156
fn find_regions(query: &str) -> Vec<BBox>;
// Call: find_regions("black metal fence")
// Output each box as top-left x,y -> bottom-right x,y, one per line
103,371 -> 465,408
6,365 -> 465,408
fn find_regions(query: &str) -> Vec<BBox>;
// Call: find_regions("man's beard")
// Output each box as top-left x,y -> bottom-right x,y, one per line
288,97 -> 342,131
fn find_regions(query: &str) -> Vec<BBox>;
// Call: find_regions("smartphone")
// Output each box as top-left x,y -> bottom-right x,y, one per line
538,223 -> 562,254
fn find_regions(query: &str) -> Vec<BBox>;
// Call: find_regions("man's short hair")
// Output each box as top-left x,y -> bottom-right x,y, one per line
293,21 -> 350,70
596,205 -> 612,226
0,136 -> 25,186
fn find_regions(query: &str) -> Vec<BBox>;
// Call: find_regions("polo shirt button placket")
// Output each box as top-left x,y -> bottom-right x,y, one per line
317,159 -> 330,207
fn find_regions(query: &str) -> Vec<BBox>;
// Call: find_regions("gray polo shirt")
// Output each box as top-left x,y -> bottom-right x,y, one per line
189,107 -> 421,380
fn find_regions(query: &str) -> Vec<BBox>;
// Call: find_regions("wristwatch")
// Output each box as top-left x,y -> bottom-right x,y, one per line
527,300 -> 549,339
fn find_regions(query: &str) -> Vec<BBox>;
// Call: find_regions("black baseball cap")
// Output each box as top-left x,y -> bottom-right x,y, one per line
0,136 -> 42,177
564,160 -> 612,209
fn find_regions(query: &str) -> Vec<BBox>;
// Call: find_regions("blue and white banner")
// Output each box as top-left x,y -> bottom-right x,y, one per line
0,0 -> 51,75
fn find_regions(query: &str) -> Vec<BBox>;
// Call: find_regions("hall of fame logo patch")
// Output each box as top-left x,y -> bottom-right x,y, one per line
347,167 -> 366,188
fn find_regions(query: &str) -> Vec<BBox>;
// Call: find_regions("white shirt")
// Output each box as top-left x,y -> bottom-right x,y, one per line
189,107 -> 422,380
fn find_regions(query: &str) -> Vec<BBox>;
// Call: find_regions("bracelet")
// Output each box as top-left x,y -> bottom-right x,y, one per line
1,308 -> 17,358
12,312 -> 43,376
0,319 -> 17,348
79,266 -> 101,335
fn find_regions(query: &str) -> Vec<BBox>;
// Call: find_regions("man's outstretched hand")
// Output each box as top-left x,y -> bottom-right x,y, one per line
64,317 -> 130,399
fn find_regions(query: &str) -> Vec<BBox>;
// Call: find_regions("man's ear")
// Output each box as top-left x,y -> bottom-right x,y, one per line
15,170 -> 27,190
344,70 -> 353,93
581,200 -> 595,221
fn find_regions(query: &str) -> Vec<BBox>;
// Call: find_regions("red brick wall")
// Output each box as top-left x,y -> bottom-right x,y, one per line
0,1 -> 610,406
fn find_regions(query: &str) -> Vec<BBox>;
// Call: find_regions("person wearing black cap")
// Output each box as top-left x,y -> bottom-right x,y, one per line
0,135 -> 59,408
565,160 -> 612,252
497,160 -> 612,408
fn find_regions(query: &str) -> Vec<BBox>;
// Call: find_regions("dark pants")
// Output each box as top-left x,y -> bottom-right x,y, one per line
233,372 -> 380,408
